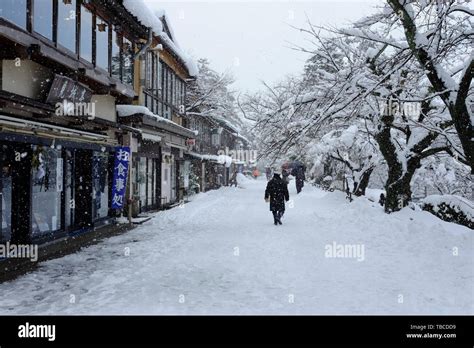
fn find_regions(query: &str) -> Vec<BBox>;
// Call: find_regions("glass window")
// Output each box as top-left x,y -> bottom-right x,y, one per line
153,160 -> 158,205
1,145 -> 13,242
157,59 -> 162,98
96,16 -> 109,70
58,0 -> 76,52
182,81 -> 186,107
80,5 -> 92,61
158,101 -> 163,117
92,152 -> 109,220
146,52 -> 152,90
154,55 -> 159,97
1,0 -> 27,28
111,28 -> 121,80
174,76 -> 179,107
34,0 -> 53,40
167,69 -> 172,104
122,36 -> 133,85
138,157 -> 146,209
31,146 -> 62,237
160,62 -> 165,99
147,159 -> 153,206
64,149 -> 75,229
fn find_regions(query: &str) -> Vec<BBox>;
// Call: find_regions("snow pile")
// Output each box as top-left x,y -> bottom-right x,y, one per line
217,155 -> 233,168
236,172 -> 252,188
123,0 -> 163,34
122,0 -> 197,76
421,195 -> 474,229
116,105 -> 197,135
188,152 -> 231,167
365,188 -> 385,203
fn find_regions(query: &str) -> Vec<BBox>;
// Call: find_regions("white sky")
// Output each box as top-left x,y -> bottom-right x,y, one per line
145,0 -> 380,93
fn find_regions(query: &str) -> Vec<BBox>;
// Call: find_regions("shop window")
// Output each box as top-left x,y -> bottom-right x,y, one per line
147,159 -> 153,207
31,146 -> 62,237
1,0 -> 27,28
153,160 -> 158,205
34,0 -> 53,40
64,149 -> 75,229
96,16 -> 109,70
92,152 -> 109,220
1,145 -> 13,242
138,157 -> 146,209
58,0 -> 76,52
80,4 -> 92,61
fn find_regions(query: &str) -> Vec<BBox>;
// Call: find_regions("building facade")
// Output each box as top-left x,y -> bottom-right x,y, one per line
0,0 -> 251,253
0,0 -> 146,244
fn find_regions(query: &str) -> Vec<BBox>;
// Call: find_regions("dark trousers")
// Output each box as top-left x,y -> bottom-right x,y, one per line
272,210 -> 284,223
296,180 -> 304,194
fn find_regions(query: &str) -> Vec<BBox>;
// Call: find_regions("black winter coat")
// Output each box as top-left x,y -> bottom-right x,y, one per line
265,174 -> 290,211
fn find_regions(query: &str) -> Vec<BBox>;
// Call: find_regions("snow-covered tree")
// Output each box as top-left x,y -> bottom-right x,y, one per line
186,58 -> 245,131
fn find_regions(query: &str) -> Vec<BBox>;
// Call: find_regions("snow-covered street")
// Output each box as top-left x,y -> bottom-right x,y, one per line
0,177 -> 472,315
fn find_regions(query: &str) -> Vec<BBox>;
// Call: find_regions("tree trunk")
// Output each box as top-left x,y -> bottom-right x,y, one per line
375,114 -> 419,213
384,173 -> 414,213
353,167 -> 374,196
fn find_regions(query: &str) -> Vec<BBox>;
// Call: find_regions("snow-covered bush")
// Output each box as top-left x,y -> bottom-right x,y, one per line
421,195 -> 474,229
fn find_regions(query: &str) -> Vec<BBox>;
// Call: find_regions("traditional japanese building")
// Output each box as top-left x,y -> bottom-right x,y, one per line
116,6 -> 198,215
0,0 -> 147,245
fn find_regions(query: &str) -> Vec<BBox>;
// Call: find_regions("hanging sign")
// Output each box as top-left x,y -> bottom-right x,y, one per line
46,74 -> 93,104
111,146 -> 131,209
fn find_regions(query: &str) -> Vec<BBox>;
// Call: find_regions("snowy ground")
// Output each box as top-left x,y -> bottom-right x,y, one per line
0,177 -> 472,315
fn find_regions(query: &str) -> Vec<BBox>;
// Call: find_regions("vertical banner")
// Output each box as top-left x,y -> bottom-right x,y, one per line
111,146 -> 131,210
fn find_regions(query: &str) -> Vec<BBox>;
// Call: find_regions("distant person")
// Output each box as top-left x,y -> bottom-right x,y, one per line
264,172 -> 290,225
229,169 -> 238,187
379,193 -> 386,207
265,167 -> 272,181
292,165 -> 306,194
252,168 -> 260,178
281,167 -> 290,185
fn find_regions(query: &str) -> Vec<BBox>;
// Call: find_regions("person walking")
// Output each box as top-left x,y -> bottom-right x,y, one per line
264,172 -> 290,225
292,165 -> 306,194
229,169 -> 238,187
265,167 -> 272,181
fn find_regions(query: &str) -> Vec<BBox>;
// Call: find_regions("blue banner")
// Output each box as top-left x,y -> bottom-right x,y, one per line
111,146 -> 131,209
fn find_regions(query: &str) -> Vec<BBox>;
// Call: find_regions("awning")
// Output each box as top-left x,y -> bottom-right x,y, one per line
141,132 -> 162,143
170,143 -> 188,150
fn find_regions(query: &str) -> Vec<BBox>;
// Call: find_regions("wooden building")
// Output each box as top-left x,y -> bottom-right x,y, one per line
0,0 -> 146,244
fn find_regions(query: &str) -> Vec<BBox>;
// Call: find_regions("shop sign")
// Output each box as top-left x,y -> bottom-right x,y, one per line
111,146 -> 131,209
46,75 -> 93,104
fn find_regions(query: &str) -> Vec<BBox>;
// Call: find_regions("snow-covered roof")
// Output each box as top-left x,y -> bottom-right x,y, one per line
122,0 -> 197,77
188,152 -> 233,167
117,104 -> 197,136
232,132 -> 251,145
209,114 -> 240,133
